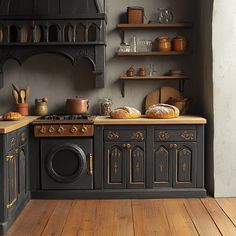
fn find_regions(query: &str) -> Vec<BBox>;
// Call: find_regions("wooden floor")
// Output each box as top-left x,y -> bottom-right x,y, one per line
5,198 -> 236,236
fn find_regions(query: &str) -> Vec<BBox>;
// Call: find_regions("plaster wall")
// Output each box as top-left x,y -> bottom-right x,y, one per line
213,0 -> 236,197
0,0 -> 198,116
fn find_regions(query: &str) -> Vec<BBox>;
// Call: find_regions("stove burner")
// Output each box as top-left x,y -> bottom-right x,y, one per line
40,114 -> 90,121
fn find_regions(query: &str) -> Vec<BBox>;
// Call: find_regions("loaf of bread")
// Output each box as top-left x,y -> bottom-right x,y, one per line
110,106 -> 141,119
2,112 -> 22,121
145,104 -> 179,119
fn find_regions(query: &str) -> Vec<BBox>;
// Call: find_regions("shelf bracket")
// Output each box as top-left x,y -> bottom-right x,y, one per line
179,79 -> 186,93
121,80 -> 125,97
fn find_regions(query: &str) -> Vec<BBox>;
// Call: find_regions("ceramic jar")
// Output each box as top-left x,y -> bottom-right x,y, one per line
157,36 -> 171,51
35,100 -> 48,116
173,36 -> 187,51
17,103 -> 29,116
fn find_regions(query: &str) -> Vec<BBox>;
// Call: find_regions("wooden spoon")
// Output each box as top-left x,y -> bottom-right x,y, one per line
20,89 -> 26,103
26,86 -> 30,101
12,89 -> 19,104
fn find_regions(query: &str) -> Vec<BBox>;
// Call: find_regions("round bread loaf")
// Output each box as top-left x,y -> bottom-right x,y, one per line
145,104 -> 179,119
2,112 -> 22,121
110,106 -> 141,119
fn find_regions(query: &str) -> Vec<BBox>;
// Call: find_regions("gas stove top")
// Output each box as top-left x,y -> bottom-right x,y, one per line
33,114 -> 94,124
32,114 -> 94,137
39,114 -> 91,121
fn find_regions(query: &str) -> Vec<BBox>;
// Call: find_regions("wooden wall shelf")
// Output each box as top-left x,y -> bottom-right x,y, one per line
116,51 -> 189,56
117,23 -> 192,29
120,76 -> 190,97
119,76 -> 190,80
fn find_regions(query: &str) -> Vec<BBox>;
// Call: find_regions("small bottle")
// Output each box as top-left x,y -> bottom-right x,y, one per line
130,35 -> 137,52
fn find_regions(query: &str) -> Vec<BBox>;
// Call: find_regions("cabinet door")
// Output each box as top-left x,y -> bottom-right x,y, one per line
18,144 -> 28,199
173,143 -> 197,188
5,149 -> 18,217
127,143 -> 145,189
104,143 -> 126,189
153,143 -> 172,187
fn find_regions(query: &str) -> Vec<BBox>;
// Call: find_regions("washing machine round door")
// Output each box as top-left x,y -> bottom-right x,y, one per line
46,143 -> 86,183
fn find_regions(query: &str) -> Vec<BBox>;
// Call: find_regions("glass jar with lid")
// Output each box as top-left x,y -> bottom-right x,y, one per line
100,98 -> 112,116
119,42 -> 131,52
157,8 -> 173,24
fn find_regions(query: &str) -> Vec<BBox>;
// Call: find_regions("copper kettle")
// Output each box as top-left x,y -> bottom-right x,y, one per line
66,97 -> 89,114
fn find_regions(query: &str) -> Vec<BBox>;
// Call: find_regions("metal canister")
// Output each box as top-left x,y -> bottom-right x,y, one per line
35,99 -> 48,116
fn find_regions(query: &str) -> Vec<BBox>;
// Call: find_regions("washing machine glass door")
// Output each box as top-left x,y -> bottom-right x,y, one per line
47,143 -> 86,183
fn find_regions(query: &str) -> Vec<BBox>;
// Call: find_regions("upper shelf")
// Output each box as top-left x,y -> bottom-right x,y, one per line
116,51 -> 189,56
116,23 -> 193,29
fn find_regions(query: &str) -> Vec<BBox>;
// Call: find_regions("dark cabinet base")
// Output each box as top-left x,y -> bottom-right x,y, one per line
31,188 -> 206,199
0,194 -> 30,235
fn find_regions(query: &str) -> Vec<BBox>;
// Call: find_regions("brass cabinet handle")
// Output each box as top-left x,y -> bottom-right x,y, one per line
6,198 -> 17,209
126,144 -> 131,149
170,144 -> 177,149
89,153 -> 93,176
6,155 -> 13,161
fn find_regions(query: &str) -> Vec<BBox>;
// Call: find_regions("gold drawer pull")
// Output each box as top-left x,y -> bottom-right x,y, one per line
6,198 -> 17,209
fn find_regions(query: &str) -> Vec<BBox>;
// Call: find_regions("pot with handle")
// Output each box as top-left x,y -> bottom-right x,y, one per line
66,97 -> 89,114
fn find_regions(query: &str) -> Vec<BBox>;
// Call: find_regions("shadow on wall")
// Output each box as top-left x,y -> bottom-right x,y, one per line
198,0 -> 214,196
0,54 -> 100,115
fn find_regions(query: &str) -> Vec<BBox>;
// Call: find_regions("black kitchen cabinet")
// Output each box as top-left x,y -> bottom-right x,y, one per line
104,142 -> 145,189
0,126 -> 30,235
153,142 -> 196,188
93,124 -> 206,198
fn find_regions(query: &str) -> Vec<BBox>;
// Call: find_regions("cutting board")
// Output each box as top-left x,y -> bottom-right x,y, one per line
145,86 -> 182,110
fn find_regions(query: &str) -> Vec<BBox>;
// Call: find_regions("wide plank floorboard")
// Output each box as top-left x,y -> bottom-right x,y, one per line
201,198 -> 236,236
5,198 -> 236,236
132,199 -> 171,236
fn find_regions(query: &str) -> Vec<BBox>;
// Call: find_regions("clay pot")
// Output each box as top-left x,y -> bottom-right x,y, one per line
173,36 -> 187,51
156,36 -> 171,52
127,7 -> 144,24
17,103 -> 29,116
66,97 -> 89,114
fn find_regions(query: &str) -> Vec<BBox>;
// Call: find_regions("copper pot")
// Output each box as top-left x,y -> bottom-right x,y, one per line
156,36 -> 171,52
66,97 -> 89,114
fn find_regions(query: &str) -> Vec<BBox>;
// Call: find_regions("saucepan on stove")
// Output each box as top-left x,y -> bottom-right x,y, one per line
66,97 -> 89,114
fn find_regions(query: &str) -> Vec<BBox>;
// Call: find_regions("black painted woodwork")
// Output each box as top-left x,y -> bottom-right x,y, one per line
0,126 -> 30,235
0,0 -> 106,88
40,138 -> 93,190
94,124 -> 205,196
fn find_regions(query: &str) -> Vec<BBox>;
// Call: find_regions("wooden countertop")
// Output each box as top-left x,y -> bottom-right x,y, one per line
0,116 -> 39,134
94,115 -> 207,125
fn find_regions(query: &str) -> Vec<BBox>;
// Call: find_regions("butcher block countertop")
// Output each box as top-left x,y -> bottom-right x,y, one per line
94,115 -> 207,125
0,116 -> 39,134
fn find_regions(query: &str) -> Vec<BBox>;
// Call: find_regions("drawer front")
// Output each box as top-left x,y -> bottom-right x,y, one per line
155,129 -> 196,142
6,132 -> 17,151
104,130 -> 146,142
18,127 -> 28,145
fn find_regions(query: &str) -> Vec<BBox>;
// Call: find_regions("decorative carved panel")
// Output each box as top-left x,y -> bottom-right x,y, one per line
177,147 -> 192,182
154,146 -> 169,183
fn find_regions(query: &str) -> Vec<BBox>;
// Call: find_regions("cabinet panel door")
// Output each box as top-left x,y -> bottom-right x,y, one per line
18,144 -> 28,199
127,143 -> 145,189
104,143 -> 126,189
173,143 -> 197,188
5,149 -> 18,217
153,143 -> 172,187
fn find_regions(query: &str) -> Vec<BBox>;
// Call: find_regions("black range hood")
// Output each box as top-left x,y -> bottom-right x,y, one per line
0,0 -> 106,88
